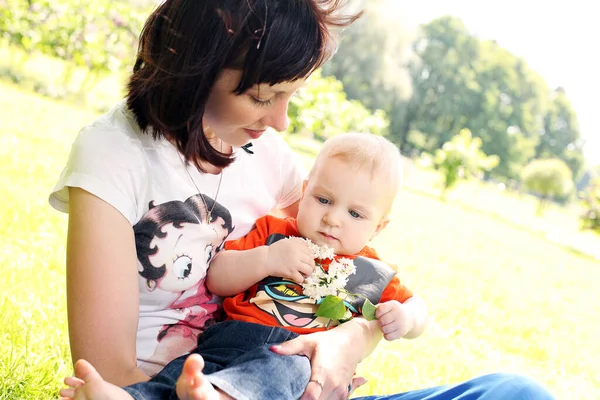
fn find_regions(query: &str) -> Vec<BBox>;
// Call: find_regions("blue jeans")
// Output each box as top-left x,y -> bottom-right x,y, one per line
123,320 -> 311,400
354,373 -> 555,399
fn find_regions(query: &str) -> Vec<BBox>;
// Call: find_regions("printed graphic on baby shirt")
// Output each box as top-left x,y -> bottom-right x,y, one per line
133,194 -> 234,374
248,234 -> 396,330
251,277 -> 329,329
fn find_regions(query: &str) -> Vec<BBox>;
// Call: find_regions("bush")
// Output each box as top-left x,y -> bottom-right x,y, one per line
1,0 -> 147,84
580,178 -> 600,233
287,70 -> 389,140
422,129 -> 499,198
521,158 -> 573,215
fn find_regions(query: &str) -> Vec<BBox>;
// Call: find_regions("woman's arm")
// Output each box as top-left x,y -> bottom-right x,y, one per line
67,187 -> 149,386
271,317 -> 382,400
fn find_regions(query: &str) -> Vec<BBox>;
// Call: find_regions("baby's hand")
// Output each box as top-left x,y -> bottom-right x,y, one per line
375,300 -> 414,341
265,237 -> 315,283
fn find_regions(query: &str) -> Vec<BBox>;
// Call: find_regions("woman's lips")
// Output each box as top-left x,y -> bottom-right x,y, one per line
243,128 -> 265,139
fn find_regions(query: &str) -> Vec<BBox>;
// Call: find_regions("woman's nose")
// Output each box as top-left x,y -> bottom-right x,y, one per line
262,99 -> 289,132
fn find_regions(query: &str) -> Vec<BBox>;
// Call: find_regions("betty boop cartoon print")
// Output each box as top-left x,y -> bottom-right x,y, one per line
133,194 -> 234,374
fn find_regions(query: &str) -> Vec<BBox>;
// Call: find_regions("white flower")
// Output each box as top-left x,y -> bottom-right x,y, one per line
299,239 -> 356,302
298,237 -> 336,260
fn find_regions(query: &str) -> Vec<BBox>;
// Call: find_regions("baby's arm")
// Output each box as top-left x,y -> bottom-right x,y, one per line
375,296 -> 428,341
207,237 -> 315,296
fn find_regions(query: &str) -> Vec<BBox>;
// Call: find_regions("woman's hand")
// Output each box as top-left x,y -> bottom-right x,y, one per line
270,318 -> 382,399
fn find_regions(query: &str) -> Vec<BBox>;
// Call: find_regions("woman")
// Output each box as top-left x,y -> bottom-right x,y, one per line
51,1 -> 554,399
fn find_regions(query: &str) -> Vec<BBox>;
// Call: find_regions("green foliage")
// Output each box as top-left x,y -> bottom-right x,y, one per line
521,158 -> 573,215
361,298 -> 377,321
321,0 -> 415,111
536,88 -> 585,180
315,295 -> 377,325
320,0 -> 418,154
287,70 -> 389,140
315,295 -> 348,321
403,17 -> 548,180
580,178 -> 600,233
1,0 -> 146,84
424,129 -> 499,197
325,12 -> 587,182
408,17 -> 585,182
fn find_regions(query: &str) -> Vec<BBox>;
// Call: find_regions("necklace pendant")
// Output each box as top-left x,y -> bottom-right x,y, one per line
207,211 -> 211,224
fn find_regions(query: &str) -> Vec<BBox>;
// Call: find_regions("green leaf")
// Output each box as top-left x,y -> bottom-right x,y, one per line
339,309 -> 353,323
362,298 -> 377,321
315,295 -> 347,320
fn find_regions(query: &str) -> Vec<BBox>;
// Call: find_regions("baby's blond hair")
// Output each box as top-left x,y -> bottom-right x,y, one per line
310,133 -> 402,212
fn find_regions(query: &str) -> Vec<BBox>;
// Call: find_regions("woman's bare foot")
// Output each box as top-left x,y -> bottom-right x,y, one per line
59,359 -> 134,400
175,354 -> 231,400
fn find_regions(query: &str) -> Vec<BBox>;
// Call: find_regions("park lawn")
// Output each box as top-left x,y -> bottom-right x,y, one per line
1,82 -> 599,399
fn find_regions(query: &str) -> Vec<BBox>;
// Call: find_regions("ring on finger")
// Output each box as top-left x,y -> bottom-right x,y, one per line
309,379 -> 324,390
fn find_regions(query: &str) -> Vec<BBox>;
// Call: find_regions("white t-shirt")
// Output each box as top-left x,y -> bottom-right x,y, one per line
49,101 -> 305,375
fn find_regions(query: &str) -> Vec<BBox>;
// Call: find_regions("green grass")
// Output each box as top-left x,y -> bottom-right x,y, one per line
357,191 -> 600,397
0,82 -> 99,399
0,45 -> 127,111
1,81 -> 599,399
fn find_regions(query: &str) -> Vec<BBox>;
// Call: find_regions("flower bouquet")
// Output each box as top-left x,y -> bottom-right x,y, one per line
299,239 -> 377,326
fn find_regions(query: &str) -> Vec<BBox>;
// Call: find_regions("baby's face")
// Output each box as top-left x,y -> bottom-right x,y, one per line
296,157 -> 391,255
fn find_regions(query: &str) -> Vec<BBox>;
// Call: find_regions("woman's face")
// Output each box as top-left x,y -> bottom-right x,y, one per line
203,69 -> 307,147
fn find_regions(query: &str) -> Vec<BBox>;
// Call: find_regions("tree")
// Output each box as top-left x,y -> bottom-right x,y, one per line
320,13 -> 588,183
536,88 -> 585,180
425,129 -> 499,199
403,16 -> 481,152
521,158 -> 573,216
404,16 -> 549,180
321,0 -> 416,140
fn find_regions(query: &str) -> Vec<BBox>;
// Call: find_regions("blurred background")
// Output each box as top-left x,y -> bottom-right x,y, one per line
1,0 -> 598,398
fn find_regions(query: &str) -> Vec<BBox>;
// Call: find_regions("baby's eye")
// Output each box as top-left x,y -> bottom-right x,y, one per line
349,210 -> 362,219
317,197 -> 330,205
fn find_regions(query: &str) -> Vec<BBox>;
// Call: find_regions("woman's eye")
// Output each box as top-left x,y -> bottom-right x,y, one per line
317,197 -> 330,205
250,96 -> 273,107
172,255 -> 192,279
349,210 -> 362,219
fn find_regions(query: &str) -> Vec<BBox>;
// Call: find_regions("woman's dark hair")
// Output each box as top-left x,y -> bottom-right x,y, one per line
127,0 -> 361,171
